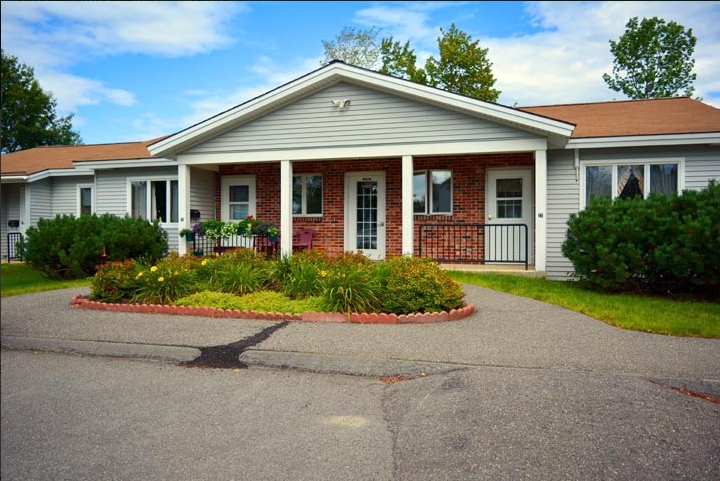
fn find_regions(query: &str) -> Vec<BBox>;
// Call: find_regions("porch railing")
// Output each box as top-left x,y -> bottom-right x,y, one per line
189,234 -> 277,257
418,223 -> 528,269
6,232 -> 23,262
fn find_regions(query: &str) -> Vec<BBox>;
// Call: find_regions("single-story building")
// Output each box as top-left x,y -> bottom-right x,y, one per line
2,60 -> 719,279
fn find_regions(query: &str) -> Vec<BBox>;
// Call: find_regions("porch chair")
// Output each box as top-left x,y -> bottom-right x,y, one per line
293,229 -> 316,252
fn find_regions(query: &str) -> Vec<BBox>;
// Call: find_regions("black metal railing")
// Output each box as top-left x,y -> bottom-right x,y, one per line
189,234 -> 278,257
7,232 -> 23,262
418,223 -> 528,269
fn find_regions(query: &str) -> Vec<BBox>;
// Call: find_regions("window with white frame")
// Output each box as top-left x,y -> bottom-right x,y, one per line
583,161 -> 681,207
293,174 -> 322,215
413,170 -> 452,214
130,178 -> 178,222
77,185 -> 93,216
221,175 -> 256,221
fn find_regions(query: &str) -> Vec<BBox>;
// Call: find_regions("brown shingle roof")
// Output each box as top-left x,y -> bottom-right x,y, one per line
519,97 -> 720,139
0,137 -> 168,176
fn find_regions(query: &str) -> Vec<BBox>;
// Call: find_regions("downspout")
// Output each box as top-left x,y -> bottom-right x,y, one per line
574,148 -> 580,182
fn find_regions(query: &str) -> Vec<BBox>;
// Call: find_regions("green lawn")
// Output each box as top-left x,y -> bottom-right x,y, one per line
2,263 -> 718,338
448,271 -> 720,339
1,263 -> 91,297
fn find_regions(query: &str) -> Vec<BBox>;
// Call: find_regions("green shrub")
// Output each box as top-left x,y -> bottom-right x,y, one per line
378,256 -> 466,314
89,260 -> 142,303
21,213 -> 168,280
274,249 -> 331,298
562,180 -> 720,297
132,256 -> 197,305
319,254 -> 381,315
203,250 -> 270,295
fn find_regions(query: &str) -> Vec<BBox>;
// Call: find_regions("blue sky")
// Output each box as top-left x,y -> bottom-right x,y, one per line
2,1 -> 718,146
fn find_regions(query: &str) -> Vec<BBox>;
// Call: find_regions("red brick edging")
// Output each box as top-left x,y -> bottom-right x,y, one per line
70,294 -> 474,324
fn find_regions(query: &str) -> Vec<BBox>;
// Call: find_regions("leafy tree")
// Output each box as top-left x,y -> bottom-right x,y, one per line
320,26 -> 382,68
424,24 -> 500,101
602,16 -> 697,99
322,23 -> 501,102
378,38 -> 427,84
1,49 -> 82,154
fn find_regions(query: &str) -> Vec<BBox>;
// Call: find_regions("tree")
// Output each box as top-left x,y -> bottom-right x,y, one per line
602,16 -> 697,100
1,49 -> 82,154
424,24 -> 500,101
320,26 -> 382,69
322,23 -> 501,102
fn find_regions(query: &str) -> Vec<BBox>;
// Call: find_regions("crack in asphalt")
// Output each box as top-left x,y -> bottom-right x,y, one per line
179,321 -> 290,369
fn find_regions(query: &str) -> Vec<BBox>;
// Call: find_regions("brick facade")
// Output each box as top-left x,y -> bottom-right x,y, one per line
217,152 -> 534,258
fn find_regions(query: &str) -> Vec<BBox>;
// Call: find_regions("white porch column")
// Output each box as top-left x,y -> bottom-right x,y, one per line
534,149 -> 547,272
178,164 -> 191,256
279,160 -> 293,257
401,155 -> 415,256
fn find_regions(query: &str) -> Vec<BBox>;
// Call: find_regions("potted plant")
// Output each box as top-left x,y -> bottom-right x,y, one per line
179,223 -> 202,241
253,219 -> 279,242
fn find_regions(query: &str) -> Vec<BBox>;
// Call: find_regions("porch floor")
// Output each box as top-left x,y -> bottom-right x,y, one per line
439,263 -> 543,277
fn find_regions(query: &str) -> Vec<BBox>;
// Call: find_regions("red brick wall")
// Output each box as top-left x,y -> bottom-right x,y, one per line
217,152 -> 533,257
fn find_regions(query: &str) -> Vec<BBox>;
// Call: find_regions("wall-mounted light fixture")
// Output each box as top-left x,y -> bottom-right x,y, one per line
331,99 -> 352,110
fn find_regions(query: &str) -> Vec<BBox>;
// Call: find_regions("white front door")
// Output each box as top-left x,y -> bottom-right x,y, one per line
486,169 -> 534,264
345,172 -> 386,260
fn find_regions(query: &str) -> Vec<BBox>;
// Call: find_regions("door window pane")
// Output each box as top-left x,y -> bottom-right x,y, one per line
496,178 -> 522,219
356,181 -> 377,250
229,185 -> 249,220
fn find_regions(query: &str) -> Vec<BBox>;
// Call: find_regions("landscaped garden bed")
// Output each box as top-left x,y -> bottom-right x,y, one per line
81,250 -> 474,324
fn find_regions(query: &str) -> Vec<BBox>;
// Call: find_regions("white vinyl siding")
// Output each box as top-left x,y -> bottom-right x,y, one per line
684,153 -> 720,191
545,145 -> 720,280
50,176 -> 92,216
95,167 -> 178,217
189,167 -> 217,223
186,82 -> 537,155
1,184 -> 22,260
546,152 -> 579,280
28,179 -> 52,226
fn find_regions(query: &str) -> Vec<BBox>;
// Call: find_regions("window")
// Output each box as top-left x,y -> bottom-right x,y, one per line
583,161 -> 680,207
293,174 -> 322,215
77,185 -> 93,216
130,178 -> 178,222
413,170 -> 452,214
496,178 -> 523,219
221,175 -> 255,221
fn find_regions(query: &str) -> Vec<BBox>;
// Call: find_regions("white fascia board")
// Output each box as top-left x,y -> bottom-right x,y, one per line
32,168 -> 94,180
177,138 -> 548,165
74,157 -> 176,170
0,175 -> 28,183
566,132 -> 720,149
150,63 -> 574,158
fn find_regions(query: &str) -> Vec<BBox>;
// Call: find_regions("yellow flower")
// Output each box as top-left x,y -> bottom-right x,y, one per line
320,270 -> 327,277
135,272 -> 144,279
201,260 -> 208,266
158,276 -> 164,282
150,266 -> 158,272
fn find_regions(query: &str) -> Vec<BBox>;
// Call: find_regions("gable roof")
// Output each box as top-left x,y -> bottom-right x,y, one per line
148,60 -> 576,157
1,138 -> 165,178
519,97 -> 720,139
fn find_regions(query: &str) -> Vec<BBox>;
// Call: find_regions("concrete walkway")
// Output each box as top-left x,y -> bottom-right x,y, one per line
1,285 -> 718,395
